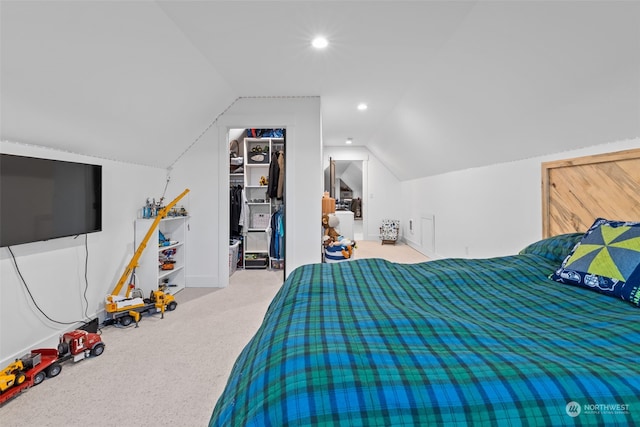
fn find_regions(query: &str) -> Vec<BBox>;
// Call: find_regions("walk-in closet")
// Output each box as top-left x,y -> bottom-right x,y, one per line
229,128 -> 286,276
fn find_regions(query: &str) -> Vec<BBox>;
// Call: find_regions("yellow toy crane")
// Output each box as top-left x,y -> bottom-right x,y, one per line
105,189 -> 189,327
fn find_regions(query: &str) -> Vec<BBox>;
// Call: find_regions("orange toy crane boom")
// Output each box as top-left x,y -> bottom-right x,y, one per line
111,188 -> 190,299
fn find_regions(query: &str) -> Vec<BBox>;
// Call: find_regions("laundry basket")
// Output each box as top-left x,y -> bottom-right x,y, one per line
229,240 -> 241,276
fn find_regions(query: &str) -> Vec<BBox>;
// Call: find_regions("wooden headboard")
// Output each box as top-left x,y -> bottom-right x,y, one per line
542,148 -> 640,238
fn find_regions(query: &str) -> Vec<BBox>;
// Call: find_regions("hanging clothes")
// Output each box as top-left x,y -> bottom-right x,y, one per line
269,206 -> 285,259
267,151 -> 280,199
230,185 -> 243,237
276,151 -> 285,200
238,187 -> 247,231
269,209 -> 278,258
276,209 -> 284,259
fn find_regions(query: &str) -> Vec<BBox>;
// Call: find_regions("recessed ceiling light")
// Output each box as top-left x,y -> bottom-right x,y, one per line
312,37 -> 328,49
357,103 -> 368,111
346,138 -> 353,144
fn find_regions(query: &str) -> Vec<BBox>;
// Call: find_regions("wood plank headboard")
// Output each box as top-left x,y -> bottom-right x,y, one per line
541,148 -> 640,238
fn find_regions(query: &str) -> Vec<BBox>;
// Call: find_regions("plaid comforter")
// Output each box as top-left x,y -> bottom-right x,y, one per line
210,251 -> 639,426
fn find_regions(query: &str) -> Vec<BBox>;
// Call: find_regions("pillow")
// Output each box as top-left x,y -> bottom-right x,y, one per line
519,233 -> 585,264
550,218 -> 640,307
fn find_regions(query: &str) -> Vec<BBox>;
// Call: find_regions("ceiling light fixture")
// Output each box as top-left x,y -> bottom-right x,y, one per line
346,138 -> 353,145
312,36 -> 328,49
357,103 -> 368,111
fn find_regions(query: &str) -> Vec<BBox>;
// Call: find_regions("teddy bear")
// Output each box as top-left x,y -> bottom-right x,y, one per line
322,213 -> 339,244
322,213 -> 355,259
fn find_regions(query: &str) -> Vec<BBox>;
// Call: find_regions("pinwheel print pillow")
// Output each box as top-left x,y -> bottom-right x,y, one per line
550,218 -> 640,307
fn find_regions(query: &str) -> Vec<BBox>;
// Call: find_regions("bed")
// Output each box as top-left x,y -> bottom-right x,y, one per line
210,149 -> 640,426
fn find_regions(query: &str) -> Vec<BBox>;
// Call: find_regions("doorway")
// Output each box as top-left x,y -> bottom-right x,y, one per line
228,128 -> 286,278
324,159 -> 364,241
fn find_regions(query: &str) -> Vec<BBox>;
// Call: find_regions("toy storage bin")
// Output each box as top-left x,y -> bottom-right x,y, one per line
270,258 -> 284,269
251,213 -> 270,229
246,232 -> 268,252
244,253 -> 268,269
324,245 -> 355,263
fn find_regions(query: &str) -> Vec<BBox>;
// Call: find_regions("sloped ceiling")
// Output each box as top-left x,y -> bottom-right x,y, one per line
2,1 -> 638,180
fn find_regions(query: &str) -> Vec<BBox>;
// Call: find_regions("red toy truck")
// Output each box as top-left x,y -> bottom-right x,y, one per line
0,329 -> 104,405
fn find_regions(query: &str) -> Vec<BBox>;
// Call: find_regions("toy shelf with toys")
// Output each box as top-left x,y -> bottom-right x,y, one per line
134,215 -> 188,293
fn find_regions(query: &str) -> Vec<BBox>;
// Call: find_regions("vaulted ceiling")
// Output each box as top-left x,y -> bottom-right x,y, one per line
2,1 -> 638,180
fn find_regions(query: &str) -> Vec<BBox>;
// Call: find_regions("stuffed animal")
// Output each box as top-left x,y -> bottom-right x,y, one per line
322,213 -> 339,244
322,213 -> 355,258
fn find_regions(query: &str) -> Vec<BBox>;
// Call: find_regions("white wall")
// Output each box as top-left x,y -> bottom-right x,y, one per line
169,97 -> 322,286
324,146 -> 402,241
401,138 -> 640,259
0,141 -> 166,366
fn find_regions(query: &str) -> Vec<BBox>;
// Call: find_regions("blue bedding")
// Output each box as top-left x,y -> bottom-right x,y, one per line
211,235 -> 639,426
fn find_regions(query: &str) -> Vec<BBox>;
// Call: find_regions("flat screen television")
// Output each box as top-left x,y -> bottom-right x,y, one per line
0,154 -> 102,247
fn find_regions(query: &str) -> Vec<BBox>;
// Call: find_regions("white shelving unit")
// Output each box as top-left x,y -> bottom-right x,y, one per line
134,216 -> 188,295
243,137 -> 284,269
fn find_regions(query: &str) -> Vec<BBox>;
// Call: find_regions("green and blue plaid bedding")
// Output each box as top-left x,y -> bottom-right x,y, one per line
211,253 -> 639,426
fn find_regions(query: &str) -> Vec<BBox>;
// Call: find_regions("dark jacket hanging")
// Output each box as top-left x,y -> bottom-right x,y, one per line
267,152 -> 280,199
276,151 -> 285,200
230,185 -> 243,236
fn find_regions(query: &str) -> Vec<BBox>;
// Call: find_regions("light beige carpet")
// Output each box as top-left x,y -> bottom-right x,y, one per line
1,241 -> 428,426
352,239 -> 429,264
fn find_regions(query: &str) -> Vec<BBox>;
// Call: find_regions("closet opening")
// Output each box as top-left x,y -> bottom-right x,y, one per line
229,127 -> 286,279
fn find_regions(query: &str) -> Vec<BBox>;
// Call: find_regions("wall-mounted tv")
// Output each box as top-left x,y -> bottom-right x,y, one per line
0,154 -> 102,247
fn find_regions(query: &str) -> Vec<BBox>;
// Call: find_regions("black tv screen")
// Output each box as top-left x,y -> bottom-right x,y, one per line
0,154 -> 102,247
